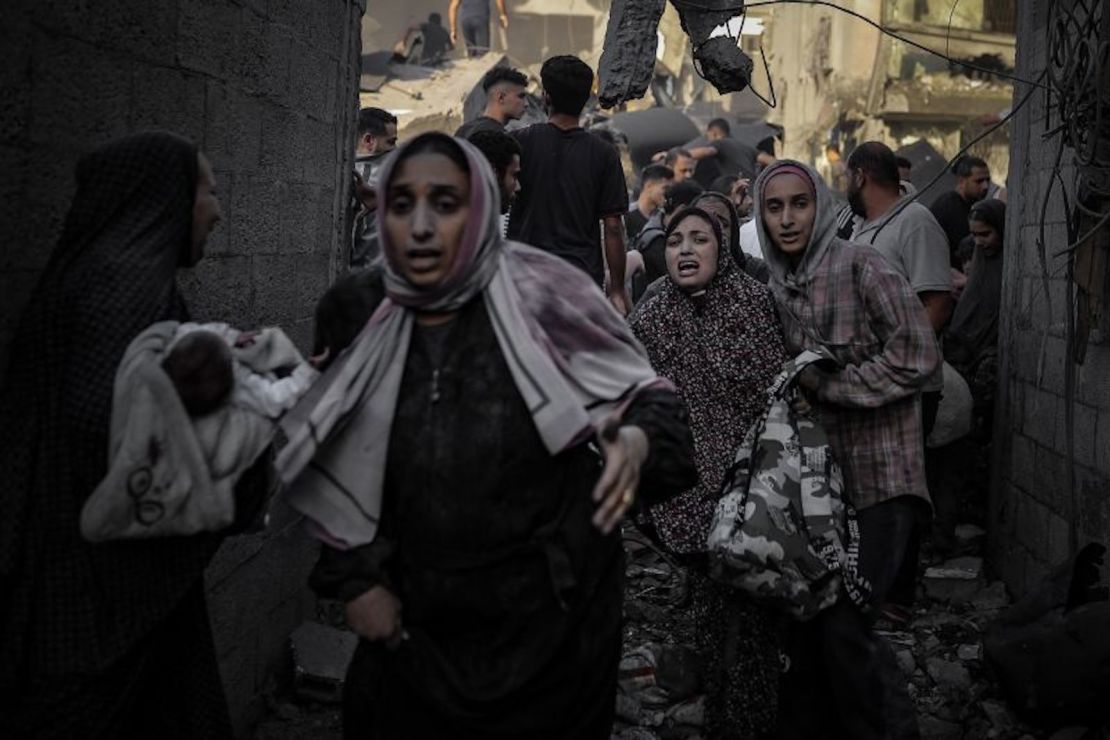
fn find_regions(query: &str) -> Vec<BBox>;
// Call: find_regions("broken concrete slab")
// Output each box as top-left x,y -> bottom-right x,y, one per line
926,657 -> 973,692
980,699 -> 1018,732
597,0 -> 667,108
955,523 -> 986,543
919,715 -> 963,739
925,556 -> 984,580
289,621 -> 358,704
925,556 -> 986,604
896,648 -> 917,676
957,643 -> 983,661
971,580 -> 1010,611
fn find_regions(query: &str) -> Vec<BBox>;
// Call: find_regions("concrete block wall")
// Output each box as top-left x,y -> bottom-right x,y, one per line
990,0 -> 1110,596
0,0 -> 364,733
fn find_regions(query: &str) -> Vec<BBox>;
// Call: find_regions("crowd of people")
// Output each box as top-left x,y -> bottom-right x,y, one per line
0,48 -> 1007,740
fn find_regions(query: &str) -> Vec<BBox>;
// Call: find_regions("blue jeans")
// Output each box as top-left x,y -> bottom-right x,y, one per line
461,15 -> 490,57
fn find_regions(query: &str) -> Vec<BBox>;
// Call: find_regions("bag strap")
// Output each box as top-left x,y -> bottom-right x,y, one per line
766,350 -> 835,401
839,503 -> 873,611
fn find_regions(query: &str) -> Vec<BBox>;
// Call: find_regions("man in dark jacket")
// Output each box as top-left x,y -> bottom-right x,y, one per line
929,155 -> 990,268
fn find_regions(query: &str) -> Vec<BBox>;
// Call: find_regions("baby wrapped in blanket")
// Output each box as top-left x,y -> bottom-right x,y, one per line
81,321 -> 318,541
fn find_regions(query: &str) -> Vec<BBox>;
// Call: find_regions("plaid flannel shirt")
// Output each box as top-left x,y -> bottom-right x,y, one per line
773,241 -> 940,510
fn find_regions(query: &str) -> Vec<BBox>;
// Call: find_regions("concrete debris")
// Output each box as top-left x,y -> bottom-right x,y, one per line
924,556 -> 986,604
926,657 -> 972,692
1049,729 -> 1093,740
597,0 -> 667,109
260,519 -> 1032,739
598,0 -> 753,107
920,715 -> 964,739
980,699 -> 1018,731
896,648 -> 917,675
958,643 -> 983,661
971,581 -> 1010,611
926,556 -> 984,580
956,523 -> 987,543
612,728 -> 664,740
289,621 -> 358,704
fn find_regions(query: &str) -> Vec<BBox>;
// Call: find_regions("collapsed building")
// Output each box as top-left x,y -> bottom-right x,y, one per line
595,0 -> 1015,185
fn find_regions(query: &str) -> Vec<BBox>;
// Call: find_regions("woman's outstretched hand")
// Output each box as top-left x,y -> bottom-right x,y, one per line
591,424 -> 649,534
346,585 -> 404,650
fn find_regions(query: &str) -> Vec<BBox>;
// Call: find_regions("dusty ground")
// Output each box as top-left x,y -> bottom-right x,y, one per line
255,523 -> 1071,740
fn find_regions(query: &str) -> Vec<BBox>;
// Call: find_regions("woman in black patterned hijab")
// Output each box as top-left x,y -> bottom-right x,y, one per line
0,132 -> 252,736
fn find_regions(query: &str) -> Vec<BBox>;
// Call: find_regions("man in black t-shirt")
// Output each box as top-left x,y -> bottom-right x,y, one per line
455,67 -> 528,140
685,118 -> 760,185
930,155 -> 991,268
508,55 -> 632,314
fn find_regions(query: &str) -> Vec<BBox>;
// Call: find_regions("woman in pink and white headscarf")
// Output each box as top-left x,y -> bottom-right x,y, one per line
279,132 -> 696,738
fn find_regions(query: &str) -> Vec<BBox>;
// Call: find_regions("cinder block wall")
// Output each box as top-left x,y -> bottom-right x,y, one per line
0,0 -> 364,733
990,0 -> 1110,595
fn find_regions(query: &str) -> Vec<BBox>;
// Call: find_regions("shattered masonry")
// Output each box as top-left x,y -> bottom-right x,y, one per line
599,0 -> 751,108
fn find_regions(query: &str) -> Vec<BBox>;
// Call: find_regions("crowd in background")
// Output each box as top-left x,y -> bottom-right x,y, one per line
0,47 -> 1007,740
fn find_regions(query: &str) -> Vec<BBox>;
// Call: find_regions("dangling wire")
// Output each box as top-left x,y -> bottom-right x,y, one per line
688,11 -> 778,108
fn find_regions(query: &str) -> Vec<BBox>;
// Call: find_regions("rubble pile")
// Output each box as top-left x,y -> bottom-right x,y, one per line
255,523 -> 1087,740
612,523 -> 1065,740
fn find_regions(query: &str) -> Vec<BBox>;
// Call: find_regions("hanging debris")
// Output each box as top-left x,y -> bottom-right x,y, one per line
597,0 -> 669,109
598,0 -> 753,108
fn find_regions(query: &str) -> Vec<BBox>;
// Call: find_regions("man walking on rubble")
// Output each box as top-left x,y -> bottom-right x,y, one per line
449,0 -> 509,57
754,160 -> 940,739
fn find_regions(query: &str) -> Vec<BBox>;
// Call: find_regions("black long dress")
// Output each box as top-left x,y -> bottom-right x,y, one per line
0,133 -> 267,738
310,281 -> 697,739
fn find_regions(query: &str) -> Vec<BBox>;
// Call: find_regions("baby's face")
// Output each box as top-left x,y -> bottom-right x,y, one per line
163,331 -> 234,416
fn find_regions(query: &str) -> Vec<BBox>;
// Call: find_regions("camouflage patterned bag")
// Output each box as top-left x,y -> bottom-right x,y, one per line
707,350 -> 870,620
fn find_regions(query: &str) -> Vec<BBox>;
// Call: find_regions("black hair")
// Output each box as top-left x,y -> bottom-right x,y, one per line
693,190 -> 741,262
662,180 -> 705,214
481,66 -> 528,92
846,141 -> 901,190
162,331 -> 234,417
665,147 -> 693,165
707,118 -> 731,136
756,136 -> 775,156
313,267 -> 384,362
540,55 -> 593,117
952,155 -> 988,177
664,206 -> 725,252
641,164 -> 674,186
358,107 -> 398,138
709,174 -> 739,195
428,12 -> 442,24
395,132 -> 471,175
895,155 -> 912,171
969,198 -> 1006,238
467,129 -> 522,179
591,128 -> 619,148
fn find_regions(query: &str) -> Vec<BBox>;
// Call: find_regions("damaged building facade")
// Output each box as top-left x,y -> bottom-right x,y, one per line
592,0 -> 1014,183
755,0 -> 1016,180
